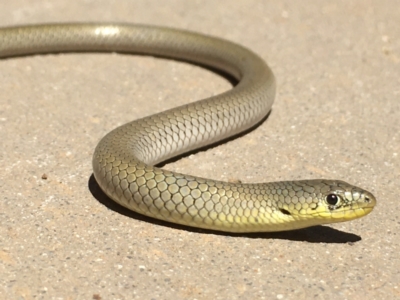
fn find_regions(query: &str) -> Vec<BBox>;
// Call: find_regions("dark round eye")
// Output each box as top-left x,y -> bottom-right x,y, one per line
326,194 -> 340,206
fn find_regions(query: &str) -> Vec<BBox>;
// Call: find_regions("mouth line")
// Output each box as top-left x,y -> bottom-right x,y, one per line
303,205 -> 376,217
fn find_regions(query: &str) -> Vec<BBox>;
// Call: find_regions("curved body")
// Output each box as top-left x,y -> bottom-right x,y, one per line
0,23 -> 376,232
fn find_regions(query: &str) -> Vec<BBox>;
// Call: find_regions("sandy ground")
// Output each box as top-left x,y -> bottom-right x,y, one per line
1,1 -> 399,299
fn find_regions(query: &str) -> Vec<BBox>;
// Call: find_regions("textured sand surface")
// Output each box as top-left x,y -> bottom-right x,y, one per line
1,1 -> 399,299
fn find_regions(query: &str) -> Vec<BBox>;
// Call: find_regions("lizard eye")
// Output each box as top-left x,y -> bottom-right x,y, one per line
326,194 -> 341,206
